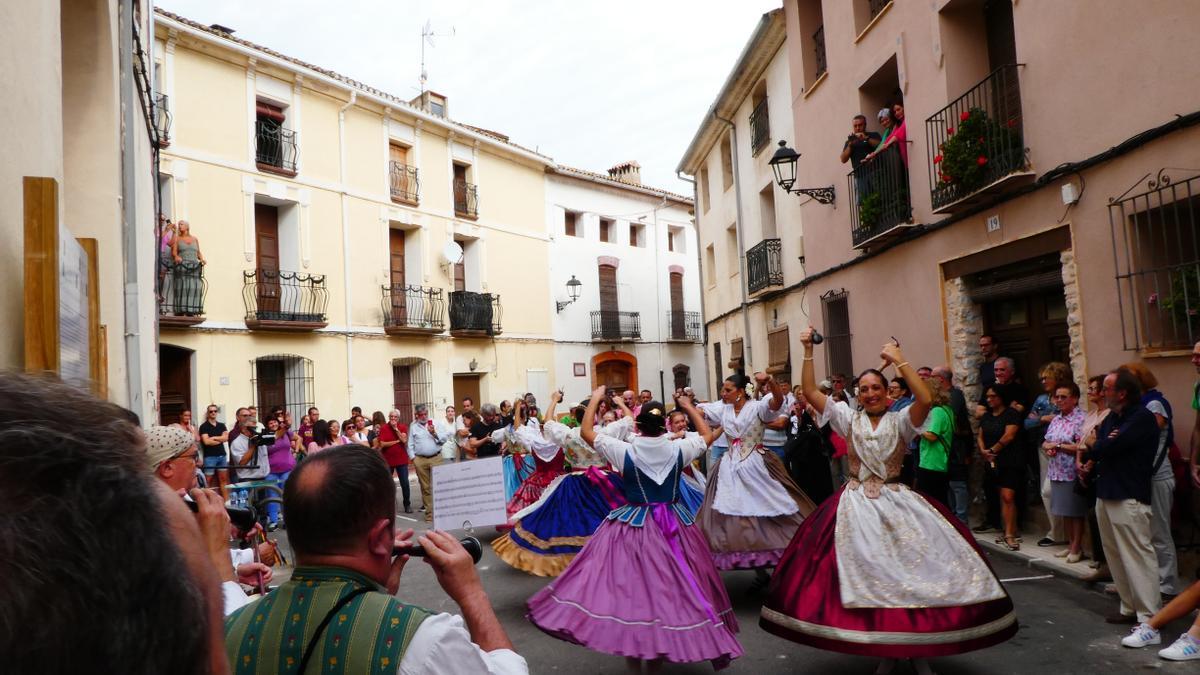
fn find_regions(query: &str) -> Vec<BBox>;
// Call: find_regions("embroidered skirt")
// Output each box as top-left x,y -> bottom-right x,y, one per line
503,453 -> 536,502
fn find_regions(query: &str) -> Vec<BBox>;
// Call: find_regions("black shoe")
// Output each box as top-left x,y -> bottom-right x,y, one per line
267,521 -> 279,532
1036,537 -> 1059,547
403,506 -> 413,514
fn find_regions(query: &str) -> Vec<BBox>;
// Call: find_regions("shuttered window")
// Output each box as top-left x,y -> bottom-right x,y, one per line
767,326 -> 791,385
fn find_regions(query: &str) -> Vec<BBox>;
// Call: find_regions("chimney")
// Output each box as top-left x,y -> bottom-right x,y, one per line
209,23 -> 236,35
608,161 -> 642,185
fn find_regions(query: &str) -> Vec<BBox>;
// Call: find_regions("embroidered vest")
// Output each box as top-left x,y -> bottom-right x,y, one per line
607,451 -> 694,526
225,567 -> 432,674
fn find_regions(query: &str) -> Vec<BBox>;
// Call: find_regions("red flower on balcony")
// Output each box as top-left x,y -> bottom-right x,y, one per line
934,154 -> 943,164
977,155 -> 988,167
947,126 -> 955,135
1006,119 -> 1018,128
960,110 -> 971,122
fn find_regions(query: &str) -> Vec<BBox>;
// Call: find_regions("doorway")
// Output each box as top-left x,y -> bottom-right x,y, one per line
592,351 -> 637,393
159,344 -> 193,425
389,228 -> 407,324
255,203 -> 281,316
453,374 -> 482,411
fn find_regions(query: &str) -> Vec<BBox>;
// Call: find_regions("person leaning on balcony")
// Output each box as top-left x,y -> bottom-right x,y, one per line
170,220 -> 205,316
839,114 -> 882,170
865,102 -> 909,166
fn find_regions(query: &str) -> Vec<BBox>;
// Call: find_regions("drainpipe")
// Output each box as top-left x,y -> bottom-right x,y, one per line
119,0 -> 148,419
713,113 -> 753,374
338,90 -> 357,404
676,171 -> 708,393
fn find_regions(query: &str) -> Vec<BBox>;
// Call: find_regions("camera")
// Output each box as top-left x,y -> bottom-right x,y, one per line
183,494 -> 258,531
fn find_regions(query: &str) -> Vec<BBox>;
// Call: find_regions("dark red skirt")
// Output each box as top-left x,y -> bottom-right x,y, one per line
759,485 -> 1017,658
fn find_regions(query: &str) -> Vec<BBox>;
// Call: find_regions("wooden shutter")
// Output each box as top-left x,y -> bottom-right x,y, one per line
669,273 -> 684,313
393,364 -> 413,424
598,264 -> 619,312
564,211 -> 577,237
390,143 -> 409,165
767,326 -> 791,383
255,101 -> 285,122
728,338 -> 744,373
453,259 -> 466,292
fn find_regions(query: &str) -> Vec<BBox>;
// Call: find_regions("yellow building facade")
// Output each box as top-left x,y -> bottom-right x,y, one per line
154,10 -> 555,424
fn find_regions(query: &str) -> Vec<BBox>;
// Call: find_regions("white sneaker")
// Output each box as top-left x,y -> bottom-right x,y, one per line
1121,623 -> 1161,648
1159,633 -> 1200,661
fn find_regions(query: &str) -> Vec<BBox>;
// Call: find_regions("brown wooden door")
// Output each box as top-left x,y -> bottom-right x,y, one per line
256,359 -> 287,415
453,374 -> 482,411
390,143 -> 408,166
599,264 -> 619,337
393,364 -> 414,424
159,345 -> 191,425
595,361 -> 631,392
389,229 -> 407,323
255,204 -> 281,315
453,257 -> 466,292
669,272 -> 685,339
983,288 -> 1069,392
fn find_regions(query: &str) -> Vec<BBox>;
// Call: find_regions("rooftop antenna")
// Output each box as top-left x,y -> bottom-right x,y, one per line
420,20 -> 455,92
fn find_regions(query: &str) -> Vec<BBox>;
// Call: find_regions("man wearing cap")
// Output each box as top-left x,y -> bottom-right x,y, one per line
146,425 -> 274,616
408,403 -> 444,522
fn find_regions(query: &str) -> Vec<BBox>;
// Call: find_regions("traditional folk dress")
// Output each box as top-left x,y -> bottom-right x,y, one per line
492,420 -> 627,577
499,420 -> 539,502
504,422 -> 567,517
604,418 -> 706,516
527,430 -> 743,669
760,401 -> 1018,658
697,398 -> 816,569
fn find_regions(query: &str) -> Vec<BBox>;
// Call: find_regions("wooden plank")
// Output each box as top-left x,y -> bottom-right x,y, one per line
78,238 -> 104,395
23,177 -> 58,372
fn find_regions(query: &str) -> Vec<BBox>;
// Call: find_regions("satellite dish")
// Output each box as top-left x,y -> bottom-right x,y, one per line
441,240 -> 464,265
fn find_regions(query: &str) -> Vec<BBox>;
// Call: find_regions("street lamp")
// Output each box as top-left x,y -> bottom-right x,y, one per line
556,275 -> 583,313
768,140 -> 836,205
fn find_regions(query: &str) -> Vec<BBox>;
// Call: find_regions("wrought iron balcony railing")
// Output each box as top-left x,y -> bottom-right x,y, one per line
746,238 -> 784,294
382,284 -> 444,335
848,142 -> 912,248
154,93 -> 172,147
665,310 -> 702,343
813,25 -> 827,79
448,290 -> 501,336
926,64 -> 1028,213
453,179 -> 479,218
591,310 -> 641,341
159,260 -> 206,327
242,268 -> 328,330
390,161 -> 420,204
749,97 -> 770,155
255,118 -> 299,175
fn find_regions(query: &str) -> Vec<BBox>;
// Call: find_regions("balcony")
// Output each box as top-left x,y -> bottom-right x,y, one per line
746,238 -> 784,294
665,310 -> 702,343
382,284 -> 444,336
453,179 -> 479,219
591,310 -> 641,341
926,64 -> 1031,214
255,118 -> 298,177
159,261 -> 205,327
154,93 -> 172,147
242,269 -> 328,331
389,161 -> 420,205
848,143 -> 912,249
448,290 -> 501,337
749,97 -> 770,155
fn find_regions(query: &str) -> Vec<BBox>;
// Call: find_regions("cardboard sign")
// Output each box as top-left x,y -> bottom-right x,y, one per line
431,456 -> 507,531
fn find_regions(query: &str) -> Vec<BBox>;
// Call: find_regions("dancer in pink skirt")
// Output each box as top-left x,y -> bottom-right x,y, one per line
527,387 -> 741,672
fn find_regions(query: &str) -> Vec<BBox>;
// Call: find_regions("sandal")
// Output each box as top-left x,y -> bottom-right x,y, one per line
1003,536 -> 1021,551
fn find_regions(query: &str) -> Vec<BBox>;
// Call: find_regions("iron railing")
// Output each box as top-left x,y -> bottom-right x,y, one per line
154,93 -> 172,146
448,290 -> 501,335
926,64 -> 1025,210
159,260 -> 206,318
869,0 -> 891,21
381,284 -> 445,332
813,25 -> 827,79
749,97 -> 770,155
665,310 -> 702,343
453,179 -> 479,218
389,161 -> 420,203
591,311 -> 641,341
255,118 -> 299,173
242,269 -> 328,325
848,143 -> 911,248
747,238 -> 784,294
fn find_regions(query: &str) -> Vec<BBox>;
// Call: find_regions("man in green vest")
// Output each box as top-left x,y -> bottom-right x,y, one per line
225,445 -> 526,674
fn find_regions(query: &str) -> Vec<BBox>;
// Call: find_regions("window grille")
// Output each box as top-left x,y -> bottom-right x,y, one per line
821,289 -> 853,378
250,354 -> 315,424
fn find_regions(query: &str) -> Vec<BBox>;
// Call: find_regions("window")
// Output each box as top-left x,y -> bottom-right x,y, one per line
749,83 -> 769,155
821,290 -> 853,380
720,132 -> 734,191
705,244 -> 716,286
630,223 -> 646,247
251,354 -> 314,423
1110,174 -> 1200,350
389,143 -> 418,204
726,224 -> 739,276
255,101 -> 298,175
854,0 -> 893,36
699,167 -> 711,213
392,357 -> 432,425
667,230 -> 675,252
728,338 -> 745,375
564,211 -> 579,237
666,226 -> 686,254
767,326 -> 791,387
673,364 -> 691,391
453,163 -> 478,218
598,264 -> 619,312
795,0 -> 827,90
759,185 -> 777,240
599,218 -> 614,243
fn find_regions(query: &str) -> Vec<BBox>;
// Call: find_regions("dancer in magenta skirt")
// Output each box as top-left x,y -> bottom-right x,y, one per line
760,330 -> 1016,674
528,387 -> 742,671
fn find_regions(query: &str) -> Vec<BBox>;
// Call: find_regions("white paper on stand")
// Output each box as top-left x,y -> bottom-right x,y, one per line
431,456 -> 507,531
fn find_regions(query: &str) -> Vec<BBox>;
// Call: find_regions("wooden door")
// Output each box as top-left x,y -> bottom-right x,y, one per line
453,374 -> 482,412
984,288 -> 1069,392
159,345 -> 191,425
389,229 -> 407,323
669,272 -> 685,339
393,364 -> 414,424
595,361 -> 631,392
254,204 -> 281,316
599,264 -> 619,337
255,359 -> 287,415
453,258 -> 466,292
390,143 -> 409,166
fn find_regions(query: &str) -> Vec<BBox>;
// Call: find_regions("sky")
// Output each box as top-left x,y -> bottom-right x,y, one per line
156,0 -> 782,193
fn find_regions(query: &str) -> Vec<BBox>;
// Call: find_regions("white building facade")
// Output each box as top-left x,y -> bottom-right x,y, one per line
546,163 -> 707,405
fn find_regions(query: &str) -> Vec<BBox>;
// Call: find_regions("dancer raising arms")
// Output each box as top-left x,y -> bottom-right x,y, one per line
760,330 -> 1016,673
528,387 -> 742,671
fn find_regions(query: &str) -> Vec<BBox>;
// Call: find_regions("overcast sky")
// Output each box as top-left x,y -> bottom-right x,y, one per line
157,0 -> 782,193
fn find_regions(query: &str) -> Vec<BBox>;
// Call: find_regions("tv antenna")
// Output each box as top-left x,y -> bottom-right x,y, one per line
420,20 -> 456,91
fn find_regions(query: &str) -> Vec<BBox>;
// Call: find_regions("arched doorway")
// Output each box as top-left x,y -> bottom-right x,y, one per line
592,351 -> 637,393
159,344 -> 194,426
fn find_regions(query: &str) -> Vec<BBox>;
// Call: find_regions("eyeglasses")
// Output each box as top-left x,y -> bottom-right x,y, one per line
174,451 -> 199,464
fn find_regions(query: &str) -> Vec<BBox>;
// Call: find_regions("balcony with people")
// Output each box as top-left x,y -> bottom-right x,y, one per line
381,284 -> 444,336
241,268 -> 328,331
159,260 -> 206,327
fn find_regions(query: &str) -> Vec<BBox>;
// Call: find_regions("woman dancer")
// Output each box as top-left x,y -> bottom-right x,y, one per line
760,330 -> 1017,673
493,391 -> 627,576
696,372 -> 815,571
502,399 -> 567,518
528,387 -> 742,671
501,401 -> 538,502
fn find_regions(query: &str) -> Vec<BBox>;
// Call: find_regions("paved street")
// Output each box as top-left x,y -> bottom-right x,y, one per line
259,492 -> 1198,674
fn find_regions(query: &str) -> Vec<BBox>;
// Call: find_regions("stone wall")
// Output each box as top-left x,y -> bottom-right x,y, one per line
1060,249 -> 1090,390
944,276 -> 985,403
